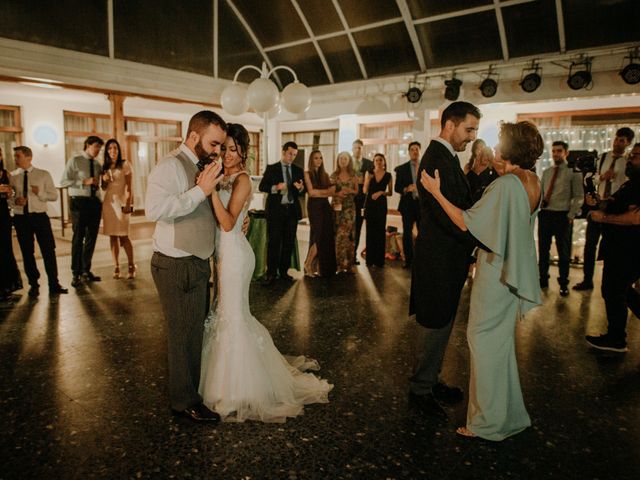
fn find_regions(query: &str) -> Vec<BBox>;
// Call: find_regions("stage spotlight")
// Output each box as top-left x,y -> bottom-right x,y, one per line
479,77 -> 498,98
520,66 -> 541,93
620,60 -> 640,85
404,86 -> 423,103
567,60 -> 592,90
444,78 -> 462,101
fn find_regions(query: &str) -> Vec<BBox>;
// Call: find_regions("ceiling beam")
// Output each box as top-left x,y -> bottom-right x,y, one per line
107,0 -> 114,59
413,0 -> 535,25
396,0 -> 426,72
224,0 -> 283,88
494,0 -> 510,61
290,0 -> 334,84
213,0 -> 218,78
331,0 -> 368,80
555,0 -> 567,53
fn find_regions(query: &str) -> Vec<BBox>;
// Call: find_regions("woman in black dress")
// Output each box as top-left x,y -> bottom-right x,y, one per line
363,153 -> 392,268
303,150 -> 337,277
0,147 -> 23,300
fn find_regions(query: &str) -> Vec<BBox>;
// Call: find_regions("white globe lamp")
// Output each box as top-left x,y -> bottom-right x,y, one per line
282,81 -> 311,114
247,77 -> 279,113
220,83 -> 249,116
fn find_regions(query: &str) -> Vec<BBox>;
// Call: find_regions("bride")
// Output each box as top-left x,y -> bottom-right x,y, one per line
199,123 -> 333,423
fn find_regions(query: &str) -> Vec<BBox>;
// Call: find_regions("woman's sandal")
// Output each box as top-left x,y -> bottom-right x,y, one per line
456,427 -> 476,438
113,266 -> 120,279
127,264 -> 137,280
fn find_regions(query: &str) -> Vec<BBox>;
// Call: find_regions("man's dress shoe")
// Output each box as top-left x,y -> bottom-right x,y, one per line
432,381 -> 464,404
50,284 -> 69,295
82,272 -> 101,282
172,403 -> 221,423
408,392 -> 447,419
71,276 -> 84,288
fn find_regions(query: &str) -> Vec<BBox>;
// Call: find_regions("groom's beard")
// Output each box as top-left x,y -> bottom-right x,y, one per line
195,140 -> 218,168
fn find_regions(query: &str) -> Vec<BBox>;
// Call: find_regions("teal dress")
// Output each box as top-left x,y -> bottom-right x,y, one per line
462,174 -> 542,441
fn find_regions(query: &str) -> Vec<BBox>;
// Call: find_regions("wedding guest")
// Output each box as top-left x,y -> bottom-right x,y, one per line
363,153 -> 392,268
0,147 -> 22,300
61,135 -> 104,288
463,139 -> 486,175
10,146 -> 68,297
466,145 -> 497,202
394,141 -> 421,268
421,121 -> 543,441
303,150 -> 336,277
352,139 -> 374,264
330,151 -> 358,273
101,139 -> 136,279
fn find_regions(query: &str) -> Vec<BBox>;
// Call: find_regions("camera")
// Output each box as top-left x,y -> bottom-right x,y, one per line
567,149 -> 599,217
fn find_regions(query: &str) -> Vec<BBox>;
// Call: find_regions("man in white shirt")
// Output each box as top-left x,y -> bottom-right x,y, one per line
574,127 -> 634,291
145,110 -> 226,424
10,146 -> 67,297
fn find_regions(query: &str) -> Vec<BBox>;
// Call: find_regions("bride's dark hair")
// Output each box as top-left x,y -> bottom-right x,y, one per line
226,123 -> 250,168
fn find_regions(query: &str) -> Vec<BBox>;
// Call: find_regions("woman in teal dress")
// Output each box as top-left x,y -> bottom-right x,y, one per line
421,121 -> 543,441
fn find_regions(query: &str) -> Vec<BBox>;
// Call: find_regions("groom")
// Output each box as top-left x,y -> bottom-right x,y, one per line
145,110 -> 226,423
409,101 -> 481,418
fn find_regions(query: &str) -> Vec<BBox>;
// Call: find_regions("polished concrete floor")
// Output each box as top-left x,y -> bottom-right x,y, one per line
1,229 -> 640,479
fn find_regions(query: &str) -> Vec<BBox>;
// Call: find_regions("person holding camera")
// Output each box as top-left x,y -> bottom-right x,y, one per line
538,141 -> 584,296
585,142 -> 640,353
574,127 -> 635,291
101,139 -> 136,279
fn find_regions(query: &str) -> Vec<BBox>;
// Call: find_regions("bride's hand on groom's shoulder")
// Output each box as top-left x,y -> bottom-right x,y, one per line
197,161 -> 223,196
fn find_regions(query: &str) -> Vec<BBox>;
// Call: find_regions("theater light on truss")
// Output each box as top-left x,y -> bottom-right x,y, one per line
567,59 -> 592,90
444,77 -> 462,101
479,68 -> 498,98
620,53 -> 640,85
520,64 -> 541,93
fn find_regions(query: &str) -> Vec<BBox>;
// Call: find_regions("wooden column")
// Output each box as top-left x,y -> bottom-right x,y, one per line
108,93 -> 126,146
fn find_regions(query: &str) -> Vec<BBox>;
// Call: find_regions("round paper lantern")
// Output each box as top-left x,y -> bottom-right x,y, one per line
282,81 -> 311,114
247,77 -> 279,113
220,83 -> 249,116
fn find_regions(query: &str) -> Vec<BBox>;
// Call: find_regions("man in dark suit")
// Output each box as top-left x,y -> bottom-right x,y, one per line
394,141 -> 422,268
259,141 -> 305,284
409,101 -> 482,418
352,139 -> 374,264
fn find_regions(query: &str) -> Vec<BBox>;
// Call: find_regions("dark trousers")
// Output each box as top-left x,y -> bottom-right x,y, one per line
582,217 -> 602,284
70,197 -> 102,276
354,192 -> 365,255
401,199 -> 420,266
410,319 -> 455,394
538,210 -> 572,287
601,249 -> 640,343
13,213 -> 59,288
151,252 -> 211,411
266,204 -> 298,277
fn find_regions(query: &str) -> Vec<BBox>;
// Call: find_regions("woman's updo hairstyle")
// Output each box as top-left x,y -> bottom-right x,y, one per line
498,121 -> 543,170
226,123 -> 250,166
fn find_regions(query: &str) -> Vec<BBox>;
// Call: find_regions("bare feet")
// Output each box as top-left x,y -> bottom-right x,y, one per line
456,427 -> 476,438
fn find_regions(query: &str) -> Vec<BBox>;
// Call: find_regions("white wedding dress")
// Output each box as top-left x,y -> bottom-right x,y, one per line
199,172 -> 333,423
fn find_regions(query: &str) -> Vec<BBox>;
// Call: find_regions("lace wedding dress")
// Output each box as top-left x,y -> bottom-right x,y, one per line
199,172 -> 333,423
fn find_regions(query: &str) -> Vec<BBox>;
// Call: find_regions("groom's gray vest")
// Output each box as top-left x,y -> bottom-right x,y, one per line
173,151 -> 216,259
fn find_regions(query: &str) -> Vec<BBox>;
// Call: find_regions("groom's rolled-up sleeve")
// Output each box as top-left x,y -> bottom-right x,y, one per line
145,159 -> 206,222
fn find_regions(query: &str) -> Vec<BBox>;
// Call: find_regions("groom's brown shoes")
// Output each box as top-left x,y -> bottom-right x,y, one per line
172,403 -> 221,423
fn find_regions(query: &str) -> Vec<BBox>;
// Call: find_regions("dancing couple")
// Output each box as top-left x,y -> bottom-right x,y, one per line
146,111 -> 332,424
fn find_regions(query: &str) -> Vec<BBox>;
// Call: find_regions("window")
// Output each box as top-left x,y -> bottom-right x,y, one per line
281,130 -> 338,171
359,121 -> 415,172
125,117 -> 182,210
247,130 -> 261,176
63,111 -> 111,162
0,106 -> 23,172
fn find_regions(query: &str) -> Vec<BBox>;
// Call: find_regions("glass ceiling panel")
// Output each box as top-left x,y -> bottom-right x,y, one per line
338,0 -> 401,28
219,0 -> 264,80
353,24 -> 419,78
0,0 -> 108,56
318,35 -> 362,83
232,0 -> 308,47
502,0 -> 559,58
297,0 -> 343,36
416,11 -> 502,69
115,0 -> 212,75
267,43 -> 329,87
562,0 -> 640,50
407,0 -> 491,19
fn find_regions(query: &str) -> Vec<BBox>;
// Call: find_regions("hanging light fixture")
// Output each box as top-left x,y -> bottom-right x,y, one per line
444,77 -> 462,101
520,63 -> 542,93
567,58 -> 592,90
620,52 -> 640,85
220,62 -> 311,116
479,67 -> 498,98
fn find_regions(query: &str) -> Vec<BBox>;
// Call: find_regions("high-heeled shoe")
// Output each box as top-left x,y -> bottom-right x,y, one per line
127,264 -> 137,279
113,266 -> 120,279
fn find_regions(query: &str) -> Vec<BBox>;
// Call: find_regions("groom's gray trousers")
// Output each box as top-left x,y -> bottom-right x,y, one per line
410,317 -> 455,395
151,252 -> 211,411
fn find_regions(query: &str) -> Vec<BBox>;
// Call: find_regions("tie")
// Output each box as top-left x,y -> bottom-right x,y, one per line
543,166 -> 559,208
603,156 -> 620,198
89,158 -> 96,197
23,170 -> 29,215
285,164 -> 293,202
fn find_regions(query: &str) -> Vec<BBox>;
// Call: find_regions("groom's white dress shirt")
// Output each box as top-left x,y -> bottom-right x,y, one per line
145,144 -> 208,258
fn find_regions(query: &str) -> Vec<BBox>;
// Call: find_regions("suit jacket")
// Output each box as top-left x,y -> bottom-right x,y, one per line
394,161 -> 419,214
410,140 -> 476,328
258,162 -> 305,221
355,157 -> 374,197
